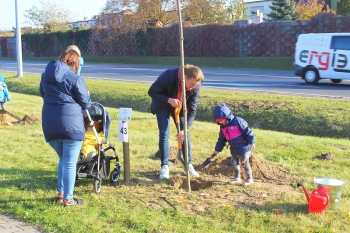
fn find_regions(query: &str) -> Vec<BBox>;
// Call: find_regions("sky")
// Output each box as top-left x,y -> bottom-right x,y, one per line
0,0 -> 107,30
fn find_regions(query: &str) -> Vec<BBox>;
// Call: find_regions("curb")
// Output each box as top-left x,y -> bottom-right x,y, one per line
0,214 -> 46,233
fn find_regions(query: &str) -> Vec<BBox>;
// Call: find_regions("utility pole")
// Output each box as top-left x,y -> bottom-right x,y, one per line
15,0 -> 23,77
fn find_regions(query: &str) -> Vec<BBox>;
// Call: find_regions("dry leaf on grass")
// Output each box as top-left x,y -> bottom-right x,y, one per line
178,196 -> 187,203
272,208 -> 282,214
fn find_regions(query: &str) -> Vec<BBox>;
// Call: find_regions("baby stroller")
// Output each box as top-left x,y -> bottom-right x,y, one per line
76,102 -> 122,193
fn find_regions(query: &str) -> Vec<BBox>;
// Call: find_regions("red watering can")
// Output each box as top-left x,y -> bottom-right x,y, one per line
297,182 -> 329,214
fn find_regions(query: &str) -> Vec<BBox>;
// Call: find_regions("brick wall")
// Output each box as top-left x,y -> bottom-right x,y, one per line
1,14 -> 350,58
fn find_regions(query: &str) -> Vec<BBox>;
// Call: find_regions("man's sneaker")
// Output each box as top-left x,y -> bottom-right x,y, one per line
229,178 -> 242,184
62,198 -> 84,206
159,165 -> 170,179
242,179 -> 254,186
188,164 -> 199,177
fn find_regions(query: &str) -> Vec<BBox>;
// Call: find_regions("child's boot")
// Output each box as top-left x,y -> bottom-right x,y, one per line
229,165 -> 241,184
242,165 -> 254,186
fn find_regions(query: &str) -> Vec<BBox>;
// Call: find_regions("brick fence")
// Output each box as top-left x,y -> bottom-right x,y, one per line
1,14 -> 350,58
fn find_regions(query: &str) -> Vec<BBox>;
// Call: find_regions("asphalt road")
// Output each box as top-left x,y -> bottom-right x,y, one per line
1,60 -> 350,99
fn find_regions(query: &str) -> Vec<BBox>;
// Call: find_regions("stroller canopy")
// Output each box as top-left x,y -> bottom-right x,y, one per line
87,102 -> 112,138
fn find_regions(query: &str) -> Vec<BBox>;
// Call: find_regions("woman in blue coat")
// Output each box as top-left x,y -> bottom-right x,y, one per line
40,49 -> 91,206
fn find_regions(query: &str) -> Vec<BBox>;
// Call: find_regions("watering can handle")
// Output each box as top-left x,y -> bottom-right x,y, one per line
311,190 -> 329,206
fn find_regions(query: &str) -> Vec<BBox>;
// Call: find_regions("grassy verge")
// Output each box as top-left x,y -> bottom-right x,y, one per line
1,56 -> 295,70
4,73 -> 350,139
1,90 -> 349,232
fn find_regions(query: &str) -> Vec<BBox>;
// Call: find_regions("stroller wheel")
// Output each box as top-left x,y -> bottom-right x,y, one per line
93,178 -> 102,193
109,167 -> 121,183
76,164 -> 89,180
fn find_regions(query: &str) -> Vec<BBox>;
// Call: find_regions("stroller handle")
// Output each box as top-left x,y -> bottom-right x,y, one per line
84,109 -> 101,145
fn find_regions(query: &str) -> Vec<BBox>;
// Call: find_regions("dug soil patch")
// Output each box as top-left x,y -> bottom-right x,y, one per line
131,147 -> 302,214
0,110 -> 40,125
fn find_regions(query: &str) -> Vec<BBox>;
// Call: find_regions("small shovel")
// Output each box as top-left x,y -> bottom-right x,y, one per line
201,153 -> 217,169
174,106 -> 185,168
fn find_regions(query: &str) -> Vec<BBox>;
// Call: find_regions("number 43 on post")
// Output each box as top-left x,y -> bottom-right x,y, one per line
118,108 -> 132,142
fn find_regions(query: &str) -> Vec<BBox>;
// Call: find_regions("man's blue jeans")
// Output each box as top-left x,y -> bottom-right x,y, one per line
156,106 -> 192,167
48,139 -> 83,201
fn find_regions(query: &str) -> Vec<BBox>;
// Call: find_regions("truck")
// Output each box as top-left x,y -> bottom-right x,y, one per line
294,33 -> 350,84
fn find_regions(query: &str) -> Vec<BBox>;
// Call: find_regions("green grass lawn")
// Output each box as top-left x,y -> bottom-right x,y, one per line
0,71 -> 350,232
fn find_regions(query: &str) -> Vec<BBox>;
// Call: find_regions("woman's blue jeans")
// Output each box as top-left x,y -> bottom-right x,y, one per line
156,106 -> 192,167
48,139 -> 83,201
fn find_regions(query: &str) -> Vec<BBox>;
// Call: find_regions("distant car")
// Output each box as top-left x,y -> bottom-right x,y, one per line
294,33 -> 350,84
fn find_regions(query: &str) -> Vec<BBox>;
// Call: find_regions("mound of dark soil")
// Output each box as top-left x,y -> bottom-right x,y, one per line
313,152 -> 335,161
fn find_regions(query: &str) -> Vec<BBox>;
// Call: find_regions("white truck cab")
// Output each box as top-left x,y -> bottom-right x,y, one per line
294,33 -> 350,84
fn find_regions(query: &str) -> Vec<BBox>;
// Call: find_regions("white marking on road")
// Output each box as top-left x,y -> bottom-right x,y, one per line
203,81 -> 319,88
207,72 -> 293,78
100,73 -> 120,75
110,68 -> 164,72
204,85 -> 347,99
24,63 -> 45,66
142,75 -> 157,78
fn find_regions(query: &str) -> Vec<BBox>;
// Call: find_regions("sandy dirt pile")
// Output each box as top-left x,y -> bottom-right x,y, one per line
0,110 -> 41,124
131,147 -> 304,214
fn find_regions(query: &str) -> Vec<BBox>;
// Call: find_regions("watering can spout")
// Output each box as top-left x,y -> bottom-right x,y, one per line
297,182 -> 310,204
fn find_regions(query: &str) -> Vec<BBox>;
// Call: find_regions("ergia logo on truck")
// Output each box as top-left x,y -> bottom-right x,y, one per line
294,33 -> 350,84
298,50 -> 349,72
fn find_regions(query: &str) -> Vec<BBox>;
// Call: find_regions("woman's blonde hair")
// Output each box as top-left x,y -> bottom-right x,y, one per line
59,49 -> 80,74
67,45 -> 81,57
184,64 -> 204,82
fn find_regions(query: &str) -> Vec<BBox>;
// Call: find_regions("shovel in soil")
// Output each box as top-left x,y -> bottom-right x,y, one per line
174,106 -> 185,168
201,153 -> 217,169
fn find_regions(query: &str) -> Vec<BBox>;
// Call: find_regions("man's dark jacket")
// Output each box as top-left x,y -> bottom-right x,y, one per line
148,68 -> 201,129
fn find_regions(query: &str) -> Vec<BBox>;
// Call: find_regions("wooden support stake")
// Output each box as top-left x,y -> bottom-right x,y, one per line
123,141 -> 130,183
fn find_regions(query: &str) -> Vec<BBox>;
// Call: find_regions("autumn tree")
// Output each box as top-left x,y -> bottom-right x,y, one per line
266,0 -> 299,21
295,0 -> 335,20
0,29 -> 15,36
181,0 -> 246,24
226,0 -> 247,22
181,0 -> 214,24
97,0 -> 178,30
24,0 -> 73,32
337,0 -> 350,15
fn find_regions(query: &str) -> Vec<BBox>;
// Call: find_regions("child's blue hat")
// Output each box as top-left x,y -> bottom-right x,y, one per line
0,75 -> 4,82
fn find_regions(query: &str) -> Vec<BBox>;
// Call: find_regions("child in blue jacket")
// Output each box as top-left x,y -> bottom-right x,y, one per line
211,104 -> 256,186
0,75 -> 11,111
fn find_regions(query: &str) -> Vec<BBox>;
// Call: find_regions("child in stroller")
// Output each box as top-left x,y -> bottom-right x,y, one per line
79,119 -> 105,160
76,102 -> 122,193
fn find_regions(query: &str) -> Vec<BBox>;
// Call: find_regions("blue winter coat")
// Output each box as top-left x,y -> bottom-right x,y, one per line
40,60 -> 91,142
148,68 -> 201,129
213,104 -> 255,155
0,82 -> 11,103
